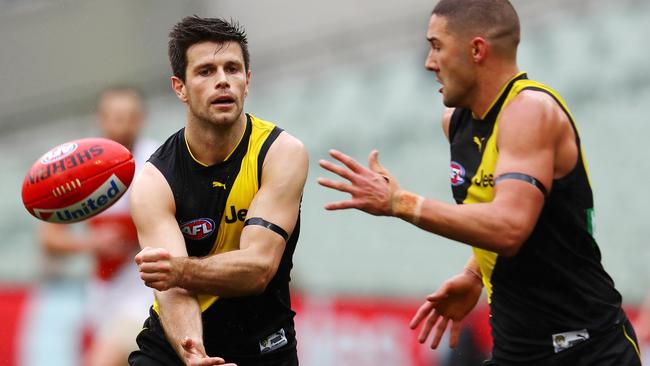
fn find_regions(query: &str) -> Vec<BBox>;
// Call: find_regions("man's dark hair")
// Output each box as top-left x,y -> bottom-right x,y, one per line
168,16 -> 250,81
433,0 -> 520,59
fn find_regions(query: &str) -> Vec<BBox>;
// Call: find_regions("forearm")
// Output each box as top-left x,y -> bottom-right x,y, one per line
177,249 -> 274,297
40,227 -> 88,254
392,190 -> 531,256
155,288 -> 203,359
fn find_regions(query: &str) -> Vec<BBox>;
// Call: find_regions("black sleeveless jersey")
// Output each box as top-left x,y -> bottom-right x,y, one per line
147,114 -> 300,359
449,73 -> 625,363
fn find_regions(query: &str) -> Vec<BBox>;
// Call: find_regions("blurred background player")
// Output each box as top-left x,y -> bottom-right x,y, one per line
39,86 -> 158,366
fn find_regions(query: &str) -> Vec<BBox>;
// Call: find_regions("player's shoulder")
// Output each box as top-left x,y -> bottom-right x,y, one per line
248,113 -> 306,157
510,79 -> 567,115
131,163 -> 168,197
441,107 -> 455,140
499,83 -> 571,143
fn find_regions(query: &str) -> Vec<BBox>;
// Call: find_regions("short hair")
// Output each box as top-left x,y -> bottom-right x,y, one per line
168,16 -> 250,81
433,0 -> 520,58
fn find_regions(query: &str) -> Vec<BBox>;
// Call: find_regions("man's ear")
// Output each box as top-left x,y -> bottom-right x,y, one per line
470,37 -> 488,63
244,69 -> 251,97
171,76 -> 188,103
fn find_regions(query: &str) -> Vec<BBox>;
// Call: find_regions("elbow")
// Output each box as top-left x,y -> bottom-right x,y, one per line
494,221 -> 531,258
248,263 -> 276,295
498,236 -> 524,258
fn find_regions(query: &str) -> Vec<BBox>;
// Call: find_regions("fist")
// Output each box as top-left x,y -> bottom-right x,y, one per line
134,247 -> 182,291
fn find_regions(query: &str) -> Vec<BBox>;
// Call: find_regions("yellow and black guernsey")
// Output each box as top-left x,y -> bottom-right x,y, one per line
449,73 -> 627,363
146,114 -> 299,361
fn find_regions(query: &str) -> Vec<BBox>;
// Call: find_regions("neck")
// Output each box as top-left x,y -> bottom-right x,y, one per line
469,63 -> 520,119
184,112 -> 247,166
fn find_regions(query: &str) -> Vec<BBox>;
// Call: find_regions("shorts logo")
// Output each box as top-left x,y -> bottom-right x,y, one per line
552,329 -> 589,353
259,328 -> 288,354
41,143 -> 78,164
450,161 -> 466,186
180,218 -> 215,240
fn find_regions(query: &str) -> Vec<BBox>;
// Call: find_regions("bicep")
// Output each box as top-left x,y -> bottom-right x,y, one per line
240,133 -> 308,255
492,93 -> 558,227
130,163 -> 188,257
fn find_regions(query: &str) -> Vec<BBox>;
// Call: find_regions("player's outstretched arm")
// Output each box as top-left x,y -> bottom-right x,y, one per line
131,163 -> 232,366
409,255 -> 483,349
135,133 -> 308,297
319,92 -> 564,257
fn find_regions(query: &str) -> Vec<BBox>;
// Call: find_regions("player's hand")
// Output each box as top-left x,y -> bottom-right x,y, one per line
409,270 -> 483,349
134,247 -> 183,291
318,149 -> 400,216
181,336 -> 237,366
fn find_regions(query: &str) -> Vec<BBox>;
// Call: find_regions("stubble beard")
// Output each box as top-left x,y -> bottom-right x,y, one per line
189,99 -> 242,130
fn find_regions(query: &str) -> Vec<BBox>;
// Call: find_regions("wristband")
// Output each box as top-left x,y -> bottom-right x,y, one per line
391,190 -> 425,225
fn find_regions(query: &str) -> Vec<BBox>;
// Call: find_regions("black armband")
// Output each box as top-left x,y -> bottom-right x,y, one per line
495,172 -> 548,196
244,217 -> 289,241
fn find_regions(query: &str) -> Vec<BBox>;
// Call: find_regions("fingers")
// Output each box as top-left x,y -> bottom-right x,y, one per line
323,199 -> 364,211
138,260 -> 172,274
182,337 -> 231,366
182,336 -> 196,353
317,177 -> 354,194
449,320 -> 462,349
137,255 -> 174,290
187,357 -> 228,366
419,308 -> 440,343
319,159 -> 356,182
328,149 -> 366,174
426,286 -> 450,302
367,150 -> 385,174
410,300 -> 434,329
135,247 -> 171,264
430,316 -> 449,349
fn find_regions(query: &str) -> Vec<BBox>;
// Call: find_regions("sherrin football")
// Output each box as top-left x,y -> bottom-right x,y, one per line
21,138 -> 135,223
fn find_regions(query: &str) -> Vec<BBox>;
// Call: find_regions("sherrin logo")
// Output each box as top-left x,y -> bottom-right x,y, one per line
450,161 -> 466,186
180,218 -> 215,240
33,174 -> 127,223
40,142 -> 78,164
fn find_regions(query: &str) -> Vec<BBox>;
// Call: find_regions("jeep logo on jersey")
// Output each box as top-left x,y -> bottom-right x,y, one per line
180,218 -> 215,240
450,161 -> 466,186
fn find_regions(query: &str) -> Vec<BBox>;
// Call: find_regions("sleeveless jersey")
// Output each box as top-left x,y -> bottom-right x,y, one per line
449,72 -> 624,363
148,114 -> 300,358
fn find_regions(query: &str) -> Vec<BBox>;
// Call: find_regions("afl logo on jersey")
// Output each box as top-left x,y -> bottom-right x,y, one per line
180,218 -> 215,240
450,161 -> 466,186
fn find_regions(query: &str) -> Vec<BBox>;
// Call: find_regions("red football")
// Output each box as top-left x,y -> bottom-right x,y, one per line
21,138 -> 135,223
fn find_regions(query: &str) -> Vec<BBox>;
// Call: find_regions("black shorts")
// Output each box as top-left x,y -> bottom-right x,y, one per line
128,310 -> 298,366
483,318 -> 641,366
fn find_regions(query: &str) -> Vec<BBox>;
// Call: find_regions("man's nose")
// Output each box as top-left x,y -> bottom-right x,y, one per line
424,50 -> 437,71
214,69 -> 229,88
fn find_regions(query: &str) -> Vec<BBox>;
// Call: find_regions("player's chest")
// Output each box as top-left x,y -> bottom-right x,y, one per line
175,166 -> 257,256
449,119 -> 498,204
